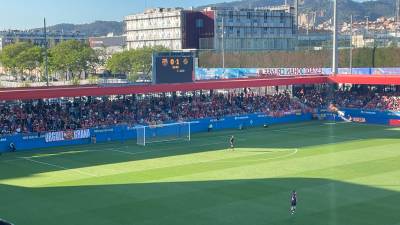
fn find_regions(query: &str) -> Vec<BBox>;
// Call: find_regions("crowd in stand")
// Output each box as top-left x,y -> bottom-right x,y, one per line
295,89 -> 400,111
0,92 -> 302,135
365,93 -> 400,111
1,88 -> 400,135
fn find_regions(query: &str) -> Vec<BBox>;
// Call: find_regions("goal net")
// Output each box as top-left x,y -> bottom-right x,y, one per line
136,122 -> 191,146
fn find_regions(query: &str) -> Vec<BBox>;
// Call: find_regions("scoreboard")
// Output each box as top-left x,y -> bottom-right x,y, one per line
153,52 -> 194,84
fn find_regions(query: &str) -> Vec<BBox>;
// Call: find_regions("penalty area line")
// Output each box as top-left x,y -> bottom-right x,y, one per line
20,157 -> 98,177
1,158 -> 26,163
217,148 -> 299,163
102,141 -> 232,157
272,129 -> 361,141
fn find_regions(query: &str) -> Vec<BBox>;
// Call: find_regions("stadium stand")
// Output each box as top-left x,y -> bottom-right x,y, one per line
1,88 -> 400,135
0,92 -> 304,135
295,89 -> 400,111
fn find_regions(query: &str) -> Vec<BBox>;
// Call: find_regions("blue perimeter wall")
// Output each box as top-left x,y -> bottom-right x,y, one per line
2,108 -> 400,153
0,113 -> 311,153
319,108 -> 400,125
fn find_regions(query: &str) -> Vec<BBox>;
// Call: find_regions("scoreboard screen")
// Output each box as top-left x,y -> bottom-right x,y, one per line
153,53 -> 194,84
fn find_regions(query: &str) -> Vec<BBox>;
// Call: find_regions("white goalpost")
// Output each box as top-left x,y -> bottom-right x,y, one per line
136,122 -> 191,146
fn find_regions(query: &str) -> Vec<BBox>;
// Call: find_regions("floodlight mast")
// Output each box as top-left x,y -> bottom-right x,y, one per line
332,0 -> 338,76
222,16 -> 225,70
44,18 -> 49,86
350,14 -> 353,75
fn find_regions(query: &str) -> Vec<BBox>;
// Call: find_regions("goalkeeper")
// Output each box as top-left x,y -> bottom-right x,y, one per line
229,135 -> 235,151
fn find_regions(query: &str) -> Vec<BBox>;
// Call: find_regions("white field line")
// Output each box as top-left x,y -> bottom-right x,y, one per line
215,148 -> 299,163
98,123 -> 329,157
20,157 -> 98,177
102,141 -> 231,157
0,122 -> 354,164
272,128 -> 362,141
0,123 -> 333,163
1,150 -> 106,163
2,158 -> 25,163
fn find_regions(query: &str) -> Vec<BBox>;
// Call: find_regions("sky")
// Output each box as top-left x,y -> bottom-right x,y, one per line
0,0 -> 236,30
0,0 -> 368,30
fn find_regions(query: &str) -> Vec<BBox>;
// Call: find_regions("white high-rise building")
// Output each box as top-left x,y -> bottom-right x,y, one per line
125,8 -> 185,50
209,6 -> 296,51
125,6 -> 297,51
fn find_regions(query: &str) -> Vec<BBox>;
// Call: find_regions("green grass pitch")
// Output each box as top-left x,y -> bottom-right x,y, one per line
0,121 -> 399,225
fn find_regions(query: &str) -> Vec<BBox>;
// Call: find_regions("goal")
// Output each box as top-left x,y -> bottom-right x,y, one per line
136,122 -> 191,146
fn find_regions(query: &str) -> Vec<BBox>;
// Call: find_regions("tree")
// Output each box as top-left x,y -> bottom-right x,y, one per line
0,42 -> 33,79
16,46 -> 43,79
49,41 -> 75,80
106,46 -> 169,81
131,47 -> 152,74
106,51 -> 133,75
81,46 -> 98,78
130,47 -> 156,77
49,40 -> 97,81
94,47 -> 108,71
140,46 -> 169,76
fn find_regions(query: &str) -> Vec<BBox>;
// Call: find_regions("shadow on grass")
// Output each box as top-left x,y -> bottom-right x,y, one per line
0,177 -> 398,225
0,121 -> 399,181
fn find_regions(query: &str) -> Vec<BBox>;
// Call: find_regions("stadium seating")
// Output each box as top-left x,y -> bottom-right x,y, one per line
1,89 -> 399,135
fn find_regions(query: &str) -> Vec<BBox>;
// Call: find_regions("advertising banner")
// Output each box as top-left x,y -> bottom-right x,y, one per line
389,119 -> 400,126
318,108 -> 400,125
196,67 -> 400,80
195,67 -> 324,80
195,68 -> 257,80
45,129 -> 91,143
372,68 -> 400,75
259,68 -> 323,76
327,68 -> 373,75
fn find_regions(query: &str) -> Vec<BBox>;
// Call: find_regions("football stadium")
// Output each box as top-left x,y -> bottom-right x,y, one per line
1,53 -> 400,225
1,1 -> 400,224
